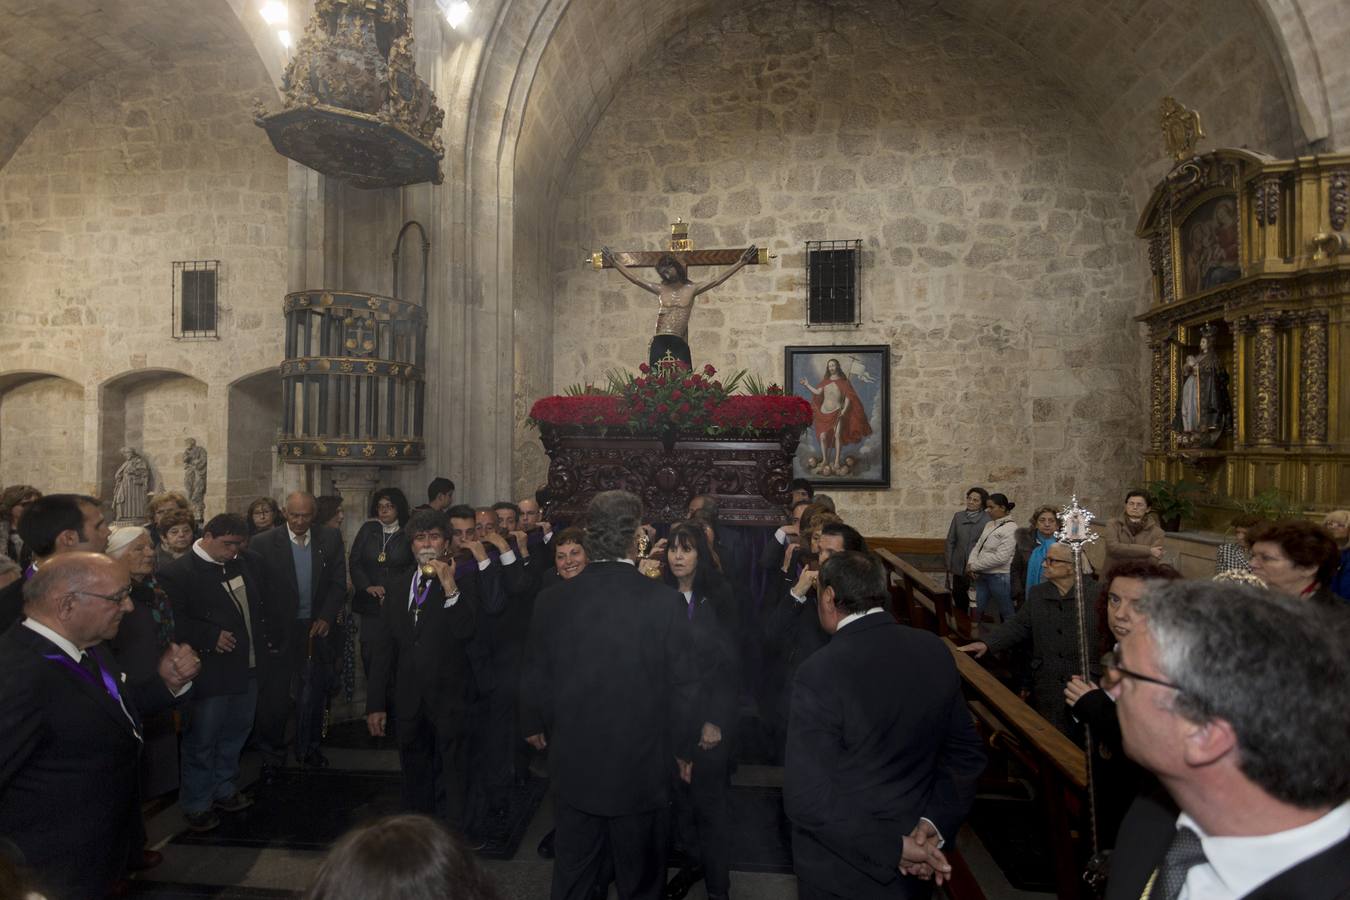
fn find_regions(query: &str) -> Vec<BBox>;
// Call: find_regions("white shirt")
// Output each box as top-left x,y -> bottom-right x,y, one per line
836,606 -> 886,630
288,526 -> 309,548
409,570 -> 460,610
192,540 -> 253,669
22,617 -> 82,662
774,526 -> 789,545
1176,802 -> 1350,899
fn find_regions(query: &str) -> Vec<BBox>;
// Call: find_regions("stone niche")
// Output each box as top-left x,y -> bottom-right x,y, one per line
0,40 -> 289,510
546,0 -> 1147,536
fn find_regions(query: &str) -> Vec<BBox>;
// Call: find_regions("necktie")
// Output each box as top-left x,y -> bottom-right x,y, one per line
79,651 -> 101,681
1149,826 -> 1207,900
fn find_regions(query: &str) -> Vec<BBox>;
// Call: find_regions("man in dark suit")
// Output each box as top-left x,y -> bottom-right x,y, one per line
0,552 -> 199,899
0,493 -> 112,630
785,550 -> 986,900
521,489 -> 699,900
1103,581 -> 1348,900
159,513 -> 272,833
365,507 -> 478,833
249,491 -> 347,772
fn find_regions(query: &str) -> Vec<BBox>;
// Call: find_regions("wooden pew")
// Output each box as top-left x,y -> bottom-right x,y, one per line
874,547 -> 1093,899
875,547 -> 975,641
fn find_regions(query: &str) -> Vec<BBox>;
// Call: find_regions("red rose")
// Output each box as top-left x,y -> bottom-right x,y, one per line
639,363 -> 650,374
671,389 -> 683,401
703,364 -> 716,376
656,403 -> 669,414
712,381 -> 722,391
679,402 -> 691,414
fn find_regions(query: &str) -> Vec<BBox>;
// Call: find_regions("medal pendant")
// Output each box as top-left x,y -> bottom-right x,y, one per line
377,552 -> 387,563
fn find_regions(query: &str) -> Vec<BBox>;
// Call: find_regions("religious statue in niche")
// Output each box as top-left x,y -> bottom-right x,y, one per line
112,447 -> 151,523
1180,195 -> 1241,295
1171,324 -> 1231,449
601,244 -> 758,368
183,438 -> 208,519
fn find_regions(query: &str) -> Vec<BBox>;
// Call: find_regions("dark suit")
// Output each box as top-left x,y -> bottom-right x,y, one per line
671,573 -> 740,898
248,525 -> 347,764
521,560 -> 700,900
0,577 -> 23,632
0,623 -> 172,899
785,614 -> 986,899
367,566 -> 477,828
1106,791 -> 1350,900
761,571 -> 830,760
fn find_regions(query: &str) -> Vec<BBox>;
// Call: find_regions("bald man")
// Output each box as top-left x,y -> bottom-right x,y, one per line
0,553 -> 199,899
249,491 -> 348,775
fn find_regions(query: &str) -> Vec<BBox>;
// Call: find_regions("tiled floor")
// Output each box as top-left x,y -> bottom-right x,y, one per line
132,730 -> 1052,900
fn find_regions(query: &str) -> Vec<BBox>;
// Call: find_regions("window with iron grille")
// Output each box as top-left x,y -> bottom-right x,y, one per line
172,260 -> 220,340
805,240 -> 861,327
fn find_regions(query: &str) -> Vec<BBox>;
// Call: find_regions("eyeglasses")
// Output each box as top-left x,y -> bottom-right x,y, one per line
1102,651 -> 1182,692
71,586 -> 133,605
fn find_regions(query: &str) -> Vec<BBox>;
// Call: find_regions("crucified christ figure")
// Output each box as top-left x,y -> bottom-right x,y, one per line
601,244 -> 758,368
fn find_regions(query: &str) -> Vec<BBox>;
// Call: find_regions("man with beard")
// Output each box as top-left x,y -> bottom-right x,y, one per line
366,508 -> 480,838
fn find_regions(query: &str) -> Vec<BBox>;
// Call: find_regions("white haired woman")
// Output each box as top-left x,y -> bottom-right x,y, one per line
106,525 -> 181,876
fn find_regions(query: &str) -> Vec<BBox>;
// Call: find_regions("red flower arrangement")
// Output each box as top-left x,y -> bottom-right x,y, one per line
528,362 -> 810,434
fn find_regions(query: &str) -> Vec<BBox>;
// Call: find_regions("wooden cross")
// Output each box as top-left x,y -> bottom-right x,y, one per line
586,219 -> 769,271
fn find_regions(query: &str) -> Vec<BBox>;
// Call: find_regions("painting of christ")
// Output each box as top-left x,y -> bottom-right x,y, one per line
785,345 -> 890,488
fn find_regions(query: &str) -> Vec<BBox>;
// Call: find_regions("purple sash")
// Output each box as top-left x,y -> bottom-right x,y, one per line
411,575 -> 434,625
43,651 -> 129,711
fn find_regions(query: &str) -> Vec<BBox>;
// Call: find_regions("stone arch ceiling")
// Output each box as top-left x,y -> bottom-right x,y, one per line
511,0 -> 1340,214
0,0 -> 283,171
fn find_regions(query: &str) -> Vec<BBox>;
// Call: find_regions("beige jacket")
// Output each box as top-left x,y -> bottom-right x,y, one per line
1101,515 -> 1165,574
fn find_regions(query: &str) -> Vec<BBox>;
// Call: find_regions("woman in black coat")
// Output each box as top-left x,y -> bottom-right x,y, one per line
349,488 -> 414,678
662,521 -> 739,900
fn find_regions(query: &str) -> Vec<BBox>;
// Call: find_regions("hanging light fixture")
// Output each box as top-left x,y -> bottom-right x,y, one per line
441,1 -> 471,29
254,0 -> 445,189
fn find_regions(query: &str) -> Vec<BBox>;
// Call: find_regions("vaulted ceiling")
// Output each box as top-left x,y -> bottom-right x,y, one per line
0,0 -> 282,170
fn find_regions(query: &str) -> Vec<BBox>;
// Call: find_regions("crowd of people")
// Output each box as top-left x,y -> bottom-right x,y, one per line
0,476 -> 1346,900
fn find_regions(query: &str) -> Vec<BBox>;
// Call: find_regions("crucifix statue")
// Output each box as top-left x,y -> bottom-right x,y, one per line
591,220 -> 766,367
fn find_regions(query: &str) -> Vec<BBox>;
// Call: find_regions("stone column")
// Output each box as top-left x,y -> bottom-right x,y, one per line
1299,312 -> 1329,445
329,467 -> 382,549
1251,313 -> 1282,446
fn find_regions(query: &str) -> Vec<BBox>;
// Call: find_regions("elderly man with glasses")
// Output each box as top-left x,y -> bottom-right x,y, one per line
958,540 -> 1100,738
1103,581 -> 1348,900
0,552 -> 199,899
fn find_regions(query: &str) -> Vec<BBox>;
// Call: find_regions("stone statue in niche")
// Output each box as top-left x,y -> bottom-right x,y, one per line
112,447 -> 151,523
601,245 -> 758,368
1172,324 -> 1231,449
183,438 -> 208,519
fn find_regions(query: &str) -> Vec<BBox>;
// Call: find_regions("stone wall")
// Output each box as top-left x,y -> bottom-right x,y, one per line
0,377 -> 85,492
117,375 -> 209,496
0,49 -> 288,507
550,0 -> 1147,536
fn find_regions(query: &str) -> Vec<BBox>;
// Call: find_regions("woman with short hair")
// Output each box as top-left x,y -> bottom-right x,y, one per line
154,508 -> 196,572
107,525 -> 181,875
945,486 -> 990,606
1011,505 -> 1059,610
1101,490 -> 1165,574
1247,519 -> 1344,604
247,497 -> 283,537
1215,513 -> 1264,574
350,487 -> 414,678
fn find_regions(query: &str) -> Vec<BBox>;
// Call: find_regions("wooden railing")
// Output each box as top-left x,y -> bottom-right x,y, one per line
876,548 -> 1092,900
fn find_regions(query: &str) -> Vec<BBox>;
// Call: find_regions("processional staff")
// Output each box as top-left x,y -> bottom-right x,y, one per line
1055,495 -> 1107,890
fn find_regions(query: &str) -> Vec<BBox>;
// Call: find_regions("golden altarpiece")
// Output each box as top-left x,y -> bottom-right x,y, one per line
1136,128 -> 1350,511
